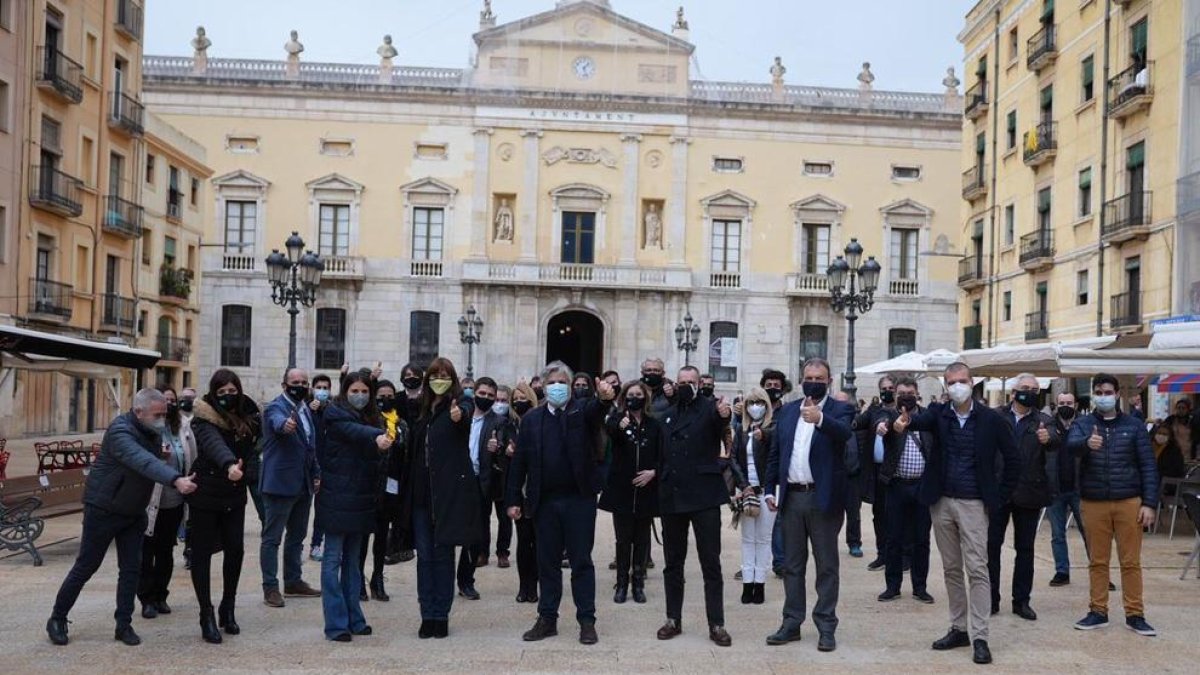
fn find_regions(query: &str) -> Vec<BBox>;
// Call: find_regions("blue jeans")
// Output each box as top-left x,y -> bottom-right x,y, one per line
1048,491 -> 1087,576
412,506 -> 455,620
320,532 -> 367,639
260,493 -> 312,590
534,494 -> 597,624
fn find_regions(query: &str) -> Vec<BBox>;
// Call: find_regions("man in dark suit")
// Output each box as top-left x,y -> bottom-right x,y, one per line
654,366 -> 734,647
894,362 -> 1020,666
762,358 -> 854,653
456,376 -> 504,600
507,361 -> 615,645
854,375 -> 897,567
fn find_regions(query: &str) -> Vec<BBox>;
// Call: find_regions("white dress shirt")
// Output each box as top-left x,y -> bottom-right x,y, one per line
469,413 -> 486,476
746,437 -> 760,487
787,397 -> 827,484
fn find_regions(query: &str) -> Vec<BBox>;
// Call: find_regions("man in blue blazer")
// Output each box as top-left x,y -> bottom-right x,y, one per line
763,357 -> 855,653
259,367 -> 322,606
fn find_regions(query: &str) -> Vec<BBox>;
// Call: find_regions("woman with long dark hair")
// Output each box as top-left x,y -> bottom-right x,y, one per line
138,384 -> 194,619
400,357 -> 482,639
358,379 -> 406,602
187,369 -> 258,643
317,371 -> 393,641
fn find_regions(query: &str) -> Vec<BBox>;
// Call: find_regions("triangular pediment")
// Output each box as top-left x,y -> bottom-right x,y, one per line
880,198 -> 933,218
212,169 -> 270,189
701,189 -> 756,209
306,173 -> 364,192
474,1 -> 694,54
399,177 -> 458,195
790,194 -> 847,214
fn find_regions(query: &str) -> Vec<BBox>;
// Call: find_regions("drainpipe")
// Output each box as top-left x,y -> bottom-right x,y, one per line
1097,0 -> 1112,336
986,5 -> 1002,347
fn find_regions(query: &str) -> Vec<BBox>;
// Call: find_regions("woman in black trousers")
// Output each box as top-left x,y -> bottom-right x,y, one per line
509,381 -> 540,603
600,380 -> 663,604
187,369 -> 259,644
358,379 -> 406,601
138,385 -> 193,618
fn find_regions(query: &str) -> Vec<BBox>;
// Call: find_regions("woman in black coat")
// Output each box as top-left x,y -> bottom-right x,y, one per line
600,380 -> 663,605
400,357 -> 482,639
187,369 -> 259,644
316,372 -> 392,642
508,381 -> 540,603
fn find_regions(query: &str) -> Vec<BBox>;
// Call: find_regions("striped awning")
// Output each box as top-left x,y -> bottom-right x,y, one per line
1153,374 -> 1200,393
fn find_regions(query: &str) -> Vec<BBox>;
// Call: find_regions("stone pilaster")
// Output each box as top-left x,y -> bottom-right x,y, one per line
619,133 -> 642,265
470,128 -> 493,259
520,129 -> 543,261
668,135 -> 691,266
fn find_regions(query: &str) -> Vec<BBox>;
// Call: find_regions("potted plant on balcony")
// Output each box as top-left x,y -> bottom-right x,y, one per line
159,264 -> 193,299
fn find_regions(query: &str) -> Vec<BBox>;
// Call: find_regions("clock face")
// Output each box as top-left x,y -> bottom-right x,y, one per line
573,56 -> 596,80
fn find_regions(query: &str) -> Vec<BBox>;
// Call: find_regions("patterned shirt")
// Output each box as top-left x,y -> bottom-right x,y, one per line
896,431 -> 925,479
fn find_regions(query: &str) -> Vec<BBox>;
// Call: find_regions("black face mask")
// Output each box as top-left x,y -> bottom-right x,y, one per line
573,387 -> 592,400
897,395 -> 918,413
513,400 -> 533,416
879,390 -> 895,405
1057,406 -> 1075,421
167,403 -> 179,417
178,399 -> 194,414
533,388 -> 545,401
675,384 -> 696,405
699,385 -> 715,398
402,376 -> 422,392
1014,390 -> 1039,409
641,373 -> 664,389
801,381 -> 827,401
287,385 -> 309,402
625,396 -> 646,412
766,387 -> 783,403
474,396 -> 494,412
376,397 -> 396,413
216,393 -> 238,411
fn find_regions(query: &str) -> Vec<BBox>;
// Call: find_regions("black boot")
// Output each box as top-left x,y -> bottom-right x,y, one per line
613,576 -> 629,604
753,583 -> 766,605
741,583 -> 754,604
631,568 -> 647,604
360,580 -> 369,602
218,601 -> 240,635
370,571 -> 390,602
200,608 -> 222,644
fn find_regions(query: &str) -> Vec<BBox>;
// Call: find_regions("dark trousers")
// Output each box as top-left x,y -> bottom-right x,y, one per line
487,499 -> 513,557
515,517 -> 538,596
780,491 -> 843,635
884,480 -> 931,593
662,506 -> 724,627
612,512 -> 652,583
871,476 -> 889,557
412,506 -> 455,620
456,500 -> 492,587
138,505 -> 185,604
843,477 -> 862,548
358,508 -> 390,581
534,493 -> 597,624
988,502 -> 1040,607
189,505 -> 246,611
51,504 -> 146,627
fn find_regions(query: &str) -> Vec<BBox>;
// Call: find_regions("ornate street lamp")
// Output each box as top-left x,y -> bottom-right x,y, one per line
675,310 -> 702,367
266,232 -> 324,369
458,305 -> 483,378
825,237 -> 880,400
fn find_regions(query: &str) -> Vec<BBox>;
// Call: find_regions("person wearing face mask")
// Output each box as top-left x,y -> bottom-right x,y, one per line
530,375 -> 546,403
892,362 -> 1019,665
46,389 -> 198,648
639,357 -> 675,418
508,381 -> 541,603
988,374 -> 1060,622
600,381 -> 664,605
572,372 -> 596,400
484,385 -> 519,569
400,357 -> 482,639
357,380 -> 406,603
259,368 -> 323,609
1047,392 -> 1090,588
854,375 -> 897,568
731,388 -> 776,605
753,369 -> 789,578
456,377 -> 503,598
308,374 -> 334,563
699,373 -> 717,400
185,369 -> 259,643
316,371 -> 394,641
180,388 -> 198,420
1066,373 -> 1159,637
460,377 -> 476,402
138,385 -> 196,621
382,363 -> 425,566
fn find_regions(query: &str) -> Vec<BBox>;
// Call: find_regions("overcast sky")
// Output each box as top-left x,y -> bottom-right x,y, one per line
146,0 -> 974,93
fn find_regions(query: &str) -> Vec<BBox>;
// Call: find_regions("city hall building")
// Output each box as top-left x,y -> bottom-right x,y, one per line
143,0 -> 964,401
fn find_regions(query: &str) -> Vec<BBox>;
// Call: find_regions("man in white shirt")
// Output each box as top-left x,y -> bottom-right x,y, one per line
457,377 -> 499,600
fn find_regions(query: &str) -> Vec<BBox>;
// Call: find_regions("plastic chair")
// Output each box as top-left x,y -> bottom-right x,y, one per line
1155,477 -> 1185,539
1179,491 -> 1200,580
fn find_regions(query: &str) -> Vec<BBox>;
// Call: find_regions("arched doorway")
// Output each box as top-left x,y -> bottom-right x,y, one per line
546,311 -> 604,377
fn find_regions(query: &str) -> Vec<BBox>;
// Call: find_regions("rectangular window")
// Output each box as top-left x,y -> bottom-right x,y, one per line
141,229 -> 151,265
713,157 -> 743,173
1003,291 -> 1012,321
80,135 -> 95,186
224,201 -> 256,253
1076,270 -> 1089,305
1004,204 -> 1015,246
1081,55 -> 1095,102
315,308 -> 347,370
0,79 -> 8,132
800,223 -> 830,274
145,153 -> 155,184
0,205 -> 6,263
1078,167 -> 1093,217
1006,110 -> 1017,150
412,207 -> 444,261
1131,18 -> 1148,63
408,311 -> 440,369
891,165 -> 921,181
708,321 -> 739,383
190,178 -> 199,206
888,328 -> 917,359
220,305 -> 252,367
36,234 -> 53,280
84,32 -> 99,80
1037,187 -> 1052,231
711,219 -> 741,273
167,166 -> 181,218
560,211 -> 595,264
163,236 -> 177,268
1009,27 -> 1019,62
803,161 -> 833,177
1039,84 -> 1054,121
799,325 -> 828,360
890,228 -> 918,280
318,203 -> 350,256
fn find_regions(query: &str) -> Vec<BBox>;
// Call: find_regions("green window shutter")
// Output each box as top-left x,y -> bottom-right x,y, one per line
1131,19 -> 1148,58
1126,142 -> 1145,169
973,219 -> 985,238
1040,86 -> 1054,108
1038,189 -> 1052,213
977,56 -> 988,77
1079,167 -> 1092,189
1007,111 -> 1016,133
976,133 -> 987,153
1042,0 -> 1055,20
1082,57 -> 1094,86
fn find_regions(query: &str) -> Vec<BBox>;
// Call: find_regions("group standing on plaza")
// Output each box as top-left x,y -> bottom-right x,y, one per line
44,350 -> 1175,664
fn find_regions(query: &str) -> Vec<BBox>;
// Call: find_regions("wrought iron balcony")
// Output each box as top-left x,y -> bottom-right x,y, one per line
962,165 -> 988,201
1023,121 -> 1057,167
29,278 -> 73,320
159,266 -> 193,301
1110,292 -> 1142,331
1019,229 -> 1055,271
156,335 -> 191,363
108,91 -> 145,136
100,294 -> 137,331
1025,311 -> 1049,341
957,255 -> 988,289
114,0 -> 144,41
103,195 -> 144,238
962,324 -> 983,351
35,46 -> 83,104
1026,24 -> 1058,71
29,165 -> 83,217
166,188 -> 183,222
1107,61 -> 1153,119
1102,191 -> 1152,243
964,80 -> 989,120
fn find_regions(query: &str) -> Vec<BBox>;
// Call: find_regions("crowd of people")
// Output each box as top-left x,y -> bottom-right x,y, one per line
43,354 -> 1184,664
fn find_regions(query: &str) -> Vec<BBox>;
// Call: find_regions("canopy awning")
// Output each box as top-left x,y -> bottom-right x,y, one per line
958,336 -> 1115,377
856,349 -> 960,377
1153,374 -> 1200,393
0,325 -> 160,371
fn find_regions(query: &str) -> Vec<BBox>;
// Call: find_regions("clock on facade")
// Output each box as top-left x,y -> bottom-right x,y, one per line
573,56 -> 596,80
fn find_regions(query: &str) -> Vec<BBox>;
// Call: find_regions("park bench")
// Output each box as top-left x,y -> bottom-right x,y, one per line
0,468 -> 88,566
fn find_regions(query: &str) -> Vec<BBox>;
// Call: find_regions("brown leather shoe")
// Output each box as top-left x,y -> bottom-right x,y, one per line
709,625 -> 732,647
475,554 -> 489,568
656,619 -> 682,640
497,555 -> 511,569
283,581 -> 321,597
263,589 -> 285,608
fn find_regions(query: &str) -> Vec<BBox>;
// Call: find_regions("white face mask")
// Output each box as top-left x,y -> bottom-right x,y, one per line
492,402 -> 510,417
947,382 -> 973,405
747,403 -> 767,421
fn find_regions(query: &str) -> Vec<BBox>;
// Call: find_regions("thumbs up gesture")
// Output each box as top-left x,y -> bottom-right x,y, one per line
174,473 -> 198,495
801,397 -> 822,425
449,399 -> 463,423
227,459 -> 244,482
1036,420 -> 1051,445
1087,425 -> 1104,451
893,409 -> 912,434
487,430 -> 500,453
717,395 -> 732,419
595,377 -> 615,402
875,420 -> 889,437
620,412 -> 632,430
371,361 -> 383,381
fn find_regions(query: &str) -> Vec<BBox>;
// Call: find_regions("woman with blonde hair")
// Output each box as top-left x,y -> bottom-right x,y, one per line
732,387 -> 776,605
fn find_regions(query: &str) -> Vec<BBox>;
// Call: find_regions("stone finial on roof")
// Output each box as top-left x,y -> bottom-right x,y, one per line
285,30 -> 303,78
858,62 -> 875,90
674,6 -> 689,30
378,35 -> 398,60
942,66 -> 961,94
480,0 -> 496,28
191,26 -> 211,75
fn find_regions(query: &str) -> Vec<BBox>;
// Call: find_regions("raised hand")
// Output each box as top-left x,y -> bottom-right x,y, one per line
506,440 -> 516,457
450,400 -> 463,423
375,434 -> 391,450
875,420 -> 889,437
1087,426 -> 1104,451
893,409 -> 911,434
595,377 -> 615,401
282,413 -> 298,435
174,473 -> 198,495
1036,421 -> 1051,445
733,400 -> 744,417
487,431 -> 500,453
662,381 -> 675,398
717,396 -> 732,419
801,397 -> 822,425
308,399 -> 322,412
371,361 -> 383,381
507,506 -> 522,520
620,412 -> 632,430
227,459 -> 244,482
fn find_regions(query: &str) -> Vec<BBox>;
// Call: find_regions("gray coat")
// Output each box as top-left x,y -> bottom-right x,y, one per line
84,412 -> 183,517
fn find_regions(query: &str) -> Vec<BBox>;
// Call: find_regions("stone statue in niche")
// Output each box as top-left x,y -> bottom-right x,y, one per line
770,56 -> 787,87
858,62 -> 875,90
643,203 -> 663,249
494,198 -> 514,242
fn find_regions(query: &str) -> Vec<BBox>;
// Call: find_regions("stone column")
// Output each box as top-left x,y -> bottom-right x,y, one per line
520,129 -> 543,262
470,128 -> 493,259
668,135 -> 691,266
620,133 -> 642,265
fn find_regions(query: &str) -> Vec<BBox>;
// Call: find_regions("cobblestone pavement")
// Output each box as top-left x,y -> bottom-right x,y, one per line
1,437 -> 1197,673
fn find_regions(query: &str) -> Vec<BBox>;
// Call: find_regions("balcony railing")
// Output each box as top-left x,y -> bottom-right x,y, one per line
114,0 -> 144,41
1110,292 -> 1142,331
159,266 -> 193,300
1107,61 -> 1153,119
889,279 -> 919,296
957,255 -> 988,289
410,260 -> 444,277
35,46 -> 83,103
962,165 -> 987,200
101,294 -> 137,331
103,195 -> 144,238
108,91 -> 145,136
1022,121 -> 1057,167
786,272 -> 829,296
709,271 -> 742,289
220,252 -> 259,272
1026,24 -> 1058,71
1019,229 -> 1055,269
962,324 -> 983,351
322,255 -> 365,280
166,189 -> 182,222
29,278 -> 73,320
29,165 -> 84,217
1025,311 -> 1049,341
156,335 -> 191,363
964,79 -> 989,120
1102,191 -> 1152,243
